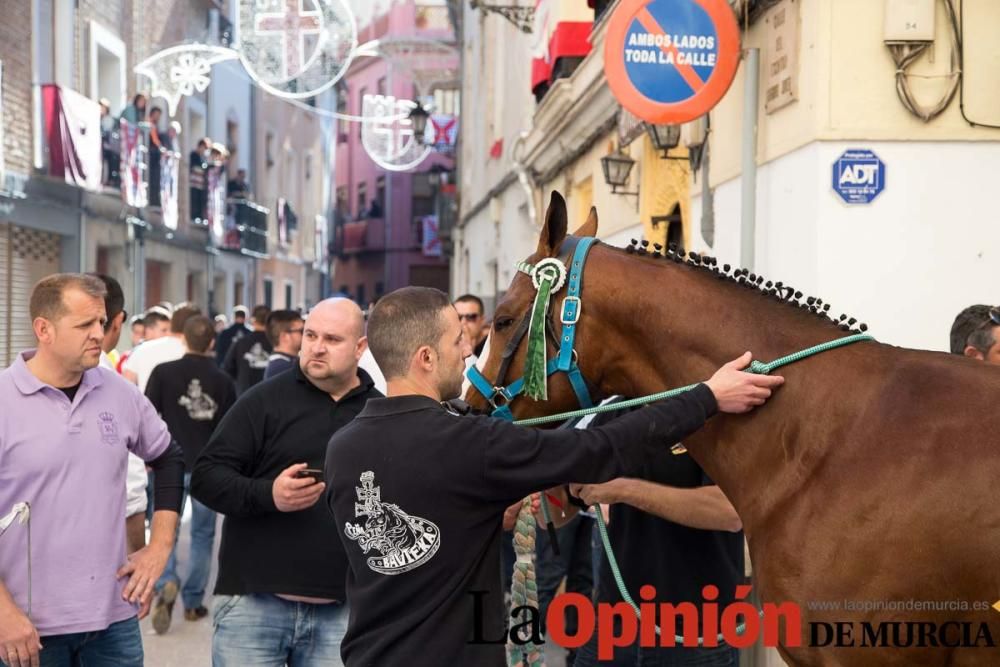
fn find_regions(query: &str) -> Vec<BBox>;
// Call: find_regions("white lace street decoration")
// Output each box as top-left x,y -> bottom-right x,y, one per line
356,37 -> 459,97
135,45 -> 239,115
171,53 -> 213,97
361,94 -> 432,172
238,0 -> 357,99
133,1 -> 460,173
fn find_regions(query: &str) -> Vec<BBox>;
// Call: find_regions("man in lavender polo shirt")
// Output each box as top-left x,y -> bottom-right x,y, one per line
0,273 -> 185,667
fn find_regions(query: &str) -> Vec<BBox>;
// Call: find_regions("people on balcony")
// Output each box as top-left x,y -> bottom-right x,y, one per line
365,198 -> 383,219
147,107 -> 165,207
99,98 -> 120,188
226,169 -> 251,200
189,138 -> 210,224
120,93 -> 147,124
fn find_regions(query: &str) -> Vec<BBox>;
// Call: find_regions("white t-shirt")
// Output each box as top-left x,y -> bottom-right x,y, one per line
100,352 -> 149,516
359,348 -> 387,395
123,336 -> 186,394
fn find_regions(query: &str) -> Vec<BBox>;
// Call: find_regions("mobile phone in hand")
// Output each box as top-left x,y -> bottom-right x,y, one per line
295,468 -> 325,483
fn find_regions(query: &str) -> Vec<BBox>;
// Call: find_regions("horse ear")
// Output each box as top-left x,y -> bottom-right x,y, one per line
572,206 -> 599,238
537,191 -> 568,256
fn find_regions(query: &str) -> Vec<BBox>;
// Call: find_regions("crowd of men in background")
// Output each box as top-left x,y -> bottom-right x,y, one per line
0,270 -> 997,667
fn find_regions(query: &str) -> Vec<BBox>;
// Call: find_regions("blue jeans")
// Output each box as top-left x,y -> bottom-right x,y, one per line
536,514 -> 594,636
155,473 -> 217,610
212,594 -> 349,666
0,617 -> 143,667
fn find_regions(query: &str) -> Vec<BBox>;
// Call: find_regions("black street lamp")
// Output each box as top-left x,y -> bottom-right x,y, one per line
645,123 -> 686,160
409,102 -> 430,145
601,148 -> 639,198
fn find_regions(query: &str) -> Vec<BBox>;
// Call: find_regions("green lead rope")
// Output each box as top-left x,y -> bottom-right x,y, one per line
512,333 -> 875,646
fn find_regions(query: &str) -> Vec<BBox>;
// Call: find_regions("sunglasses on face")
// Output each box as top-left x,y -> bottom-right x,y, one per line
458,313 -> 481,322
287,328 -> 304,335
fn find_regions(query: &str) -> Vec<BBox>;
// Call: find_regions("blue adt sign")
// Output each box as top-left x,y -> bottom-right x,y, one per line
833,149 -> 885,204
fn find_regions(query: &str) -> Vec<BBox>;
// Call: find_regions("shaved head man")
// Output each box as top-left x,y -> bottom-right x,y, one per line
191,297 -> 382,665
299,298 -> 367,396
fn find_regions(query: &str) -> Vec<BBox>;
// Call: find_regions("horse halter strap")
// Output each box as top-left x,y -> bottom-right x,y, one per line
466,236 -> 599,420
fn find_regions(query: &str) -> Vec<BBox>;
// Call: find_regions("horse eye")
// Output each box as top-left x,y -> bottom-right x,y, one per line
494,317 -> 515,332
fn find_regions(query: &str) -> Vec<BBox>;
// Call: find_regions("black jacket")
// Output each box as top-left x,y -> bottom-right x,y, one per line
192,364 -> 381,599
222,330 -> 272,395
215,322 -> 249,366
325,385 -> 718,667
145,354 -> 237,471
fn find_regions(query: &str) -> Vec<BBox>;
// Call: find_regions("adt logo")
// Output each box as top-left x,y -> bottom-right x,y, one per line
833,149 -> 885,204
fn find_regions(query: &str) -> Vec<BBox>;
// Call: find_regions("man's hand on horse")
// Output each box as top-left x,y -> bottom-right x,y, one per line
273,463 -> 326,512
705,352 -> 785,413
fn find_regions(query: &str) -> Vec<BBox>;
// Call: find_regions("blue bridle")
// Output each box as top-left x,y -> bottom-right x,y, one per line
465,236 -> 600,420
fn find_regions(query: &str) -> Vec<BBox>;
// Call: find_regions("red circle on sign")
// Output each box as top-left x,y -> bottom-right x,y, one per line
604,0 -> 741,124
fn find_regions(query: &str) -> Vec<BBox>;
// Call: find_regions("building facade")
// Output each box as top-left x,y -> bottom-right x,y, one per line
455,0 -> 693,316
0,0 -> 337,366
331,0 -> 455,306
686,0 -> 1000,352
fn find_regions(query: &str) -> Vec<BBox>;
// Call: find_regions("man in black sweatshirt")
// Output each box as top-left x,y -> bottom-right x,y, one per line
325,287 -> 784,667
222,304 -> 271,394
192,298 -> 381,667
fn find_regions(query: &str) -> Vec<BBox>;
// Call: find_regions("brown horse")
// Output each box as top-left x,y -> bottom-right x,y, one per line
465,192 -> 1000,666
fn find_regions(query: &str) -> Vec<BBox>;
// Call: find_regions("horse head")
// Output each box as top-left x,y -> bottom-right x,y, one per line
465,191 -> 607,421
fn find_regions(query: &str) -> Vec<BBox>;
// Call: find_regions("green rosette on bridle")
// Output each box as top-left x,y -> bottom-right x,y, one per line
517,258 -> 568,402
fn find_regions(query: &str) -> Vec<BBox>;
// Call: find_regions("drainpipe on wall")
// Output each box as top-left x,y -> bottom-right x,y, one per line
739,48 -> 759,272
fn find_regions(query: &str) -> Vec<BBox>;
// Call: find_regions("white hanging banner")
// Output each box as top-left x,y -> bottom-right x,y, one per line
160,151 -> 180,229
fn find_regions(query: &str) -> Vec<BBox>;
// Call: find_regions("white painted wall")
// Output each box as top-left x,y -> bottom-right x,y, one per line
601,223 -> 646,249
690,140 -> 1000,352
457,185 -> 537,314
207,61 -> 253,172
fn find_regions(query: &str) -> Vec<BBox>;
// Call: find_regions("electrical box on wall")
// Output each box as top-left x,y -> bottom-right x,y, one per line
884,0 -> 936,42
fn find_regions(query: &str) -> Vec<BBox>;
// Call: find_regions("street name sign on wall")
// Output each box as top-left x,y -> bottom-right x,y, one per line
604,0 -> 741,124
833,149 -> 885,204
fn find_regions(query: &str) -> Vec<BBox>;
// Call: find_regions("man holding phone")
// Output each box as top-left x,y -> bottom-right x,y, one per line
191,298 -> 381,667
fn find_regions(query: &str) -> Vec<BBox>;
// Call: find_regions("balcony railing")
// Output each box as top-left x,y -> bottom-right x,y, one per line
222,198 -> 270,257
334,217 -> 386,255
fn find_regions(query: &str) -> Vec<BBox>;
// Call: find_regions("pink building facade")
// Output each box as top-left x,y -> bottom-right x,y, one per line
331,1 -> 456,305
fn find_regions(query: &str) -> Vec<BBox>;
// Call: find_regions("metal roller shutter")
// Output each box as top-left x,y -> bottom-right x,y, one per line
0,223 -> 62,368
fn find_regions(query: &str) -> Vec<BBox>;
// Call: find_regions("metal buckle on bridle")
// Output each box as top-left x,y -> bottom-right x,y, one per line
561,296 -> 581,325
490,386 -> 512,410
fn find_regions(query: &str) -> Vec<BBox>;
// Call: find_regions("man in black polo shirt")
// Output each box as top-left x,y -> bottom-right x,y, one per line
192,298 -> 381,667
222,304 -> 271,394
263,309 -> 304,380
145,315 -> 237,634
569,407 -> 744,666
324,287 -> 783,667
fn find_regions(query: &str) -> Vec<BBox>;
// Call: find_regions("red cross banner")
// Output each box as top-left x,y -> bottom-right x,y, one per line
422,215 -> 441,257
119,118 -> 148,208
428,114 -> 458,153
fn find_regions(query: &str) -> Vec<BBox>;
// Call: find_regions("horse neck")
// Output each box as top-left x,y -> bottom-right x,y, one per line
582,248 -> 866,530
